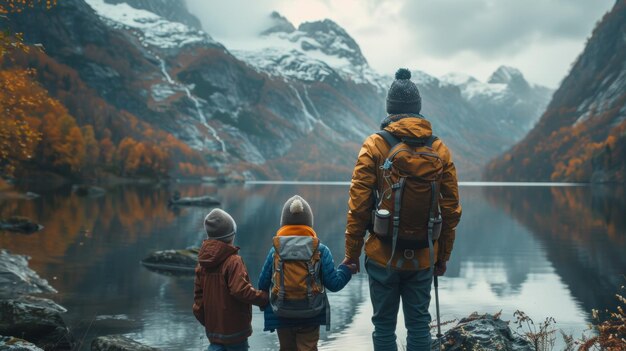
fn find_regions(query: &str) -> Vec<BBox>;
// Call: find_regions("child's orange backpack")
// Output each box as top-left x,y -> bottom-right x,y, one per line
269,235 -> 329,325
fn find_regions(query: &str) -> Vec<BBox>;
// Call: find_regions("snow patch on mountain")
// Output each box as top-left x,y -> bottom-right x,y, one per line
439,72 -> 477,86
440,72 -> 508,100
84,0 -> 216,49
488,66 -> 524,84
233,47 -> 337,82
228,13 -> 386,90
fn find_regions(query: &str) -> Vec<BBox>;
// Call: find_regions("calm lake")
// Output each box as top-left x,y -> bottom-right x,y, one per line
1,182 -> 624,350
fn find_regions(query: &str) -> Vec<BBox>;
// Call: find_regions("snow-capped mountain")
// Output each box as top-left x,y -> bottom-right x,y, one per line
6,0 -> 386,180
440,66 -> 552,142
103,0 -> 201,29
226,11 -> 553,177
86,0 -> 221,50
232,12 -> 386,89
5,0 -> 553,180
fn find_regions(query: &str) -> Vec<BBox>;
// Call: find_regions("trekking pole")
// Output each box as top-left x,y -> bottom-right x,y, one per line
434,275 -> 443,350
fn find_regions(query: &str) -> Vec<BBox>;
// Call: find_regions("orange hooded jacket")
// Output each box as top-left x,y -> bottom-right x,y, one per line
345,115 -> 462,270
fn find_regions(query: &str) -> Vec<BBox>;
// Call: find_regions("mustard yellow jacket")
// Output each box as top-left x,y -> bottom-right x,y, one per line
345,115 -> 462,270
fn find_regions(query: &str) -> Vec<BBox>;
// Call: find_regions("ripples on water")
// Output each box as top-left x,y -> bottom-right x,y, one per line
0,183 -> 624,350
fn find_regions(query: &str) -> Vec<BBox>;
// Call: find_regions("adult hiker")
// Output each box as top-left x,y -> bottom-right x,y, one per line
342,68 -> 462,351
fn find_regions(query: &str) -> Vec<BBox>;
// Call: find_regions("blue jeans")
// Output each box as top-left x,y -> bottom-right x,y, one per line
366,258 -> 433,351
208,340 -> 249,351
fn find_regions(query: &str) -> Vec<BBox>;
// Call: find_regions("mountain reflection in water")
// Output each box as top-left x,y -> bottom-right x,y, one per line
0,183 -> 623,350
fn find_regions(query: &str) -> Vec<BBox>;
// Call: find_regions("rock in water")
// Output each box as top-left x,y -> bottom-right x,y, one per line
91,335 -> 160,351
23,193 -> 39,200
141,248 -> 198,275
167,195 -> 220,207
0,250 -> 56,296
91,315 -> 142,334
0,217 -> 43,234
436,313 -> 532,351
0,296 -> 74,350
72,185 -> 106,197
0,336 -> 44,350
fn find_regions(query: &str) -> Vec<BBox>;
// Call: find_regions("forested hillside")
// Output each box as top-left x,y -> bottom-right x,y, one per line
485,0 -> 626,183
0,1 -> 212,181
1,0 -> 552,182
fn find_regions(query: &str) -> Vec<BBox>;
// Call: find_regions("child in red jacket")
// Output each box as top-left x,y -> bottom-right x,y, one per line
193,209 -> 269,351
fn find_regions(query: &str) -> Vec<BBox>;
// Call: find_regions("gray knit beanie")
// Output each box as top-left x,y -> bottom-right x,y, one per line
280,195 -> 314,227
204,209 -> 237,242
386,68 -> 421,115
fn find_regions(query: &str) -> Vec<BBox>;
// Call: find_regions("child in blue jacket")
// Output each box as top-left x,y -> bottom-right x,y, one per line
258,195 -> 356,350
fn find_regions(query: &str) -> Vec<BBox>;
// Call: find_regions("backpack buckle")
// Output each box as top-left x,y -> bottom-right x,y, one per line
403,249 -> 415,260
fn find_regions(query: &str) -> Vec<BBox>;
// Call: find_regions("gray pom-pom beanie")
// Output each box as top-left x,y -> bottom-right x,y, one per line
204,208 -> 237,241
280,195 -> 314,227
386,68 -> 421,115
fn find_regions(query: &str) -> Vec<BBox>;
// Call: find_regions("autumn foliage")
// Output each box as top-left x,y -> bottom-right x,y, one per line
0,61 -> 214,179
0,0 -> 216,180
484,2 -> 626,183
579,285 -> 626,351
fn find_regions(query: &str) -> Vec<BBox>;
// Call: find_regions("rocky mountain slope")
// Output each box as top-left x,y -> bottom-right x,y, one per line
440,66 -> 552,143
3,0 -> 552,180
485,0 -> 626,182
222,11 -> 553,178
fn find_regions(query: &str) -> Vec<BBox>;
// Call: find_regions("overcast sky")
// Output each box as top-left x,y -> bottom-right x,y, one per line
186,0 -> 616,88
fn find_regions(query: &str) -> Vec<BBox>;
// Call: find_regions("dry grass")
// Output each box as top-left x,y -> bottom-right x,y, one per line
578,283 -> 626,351
513,310 -> 558,351
398,284 -> 626,351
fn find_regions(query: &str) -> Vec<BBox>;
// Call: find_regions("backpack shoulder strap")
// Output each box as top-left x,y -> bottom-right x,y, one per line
376,130 -> 401,149
426,135 -> 439,148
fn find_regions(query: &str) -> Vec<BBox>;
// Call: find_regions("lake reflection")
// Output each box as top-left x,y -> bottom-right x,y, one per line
0,183 -> 623,350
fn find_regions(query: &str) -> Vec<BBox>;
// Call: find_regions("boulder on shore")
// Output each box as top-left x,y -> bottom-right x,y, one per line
0,217 -> 43,234
91,335 -> 160,351
140,248 -> 198,275
0,250 -> 56,296
434,313 -> 532,351
0,336 -> 44,350
0,296 -> 74,350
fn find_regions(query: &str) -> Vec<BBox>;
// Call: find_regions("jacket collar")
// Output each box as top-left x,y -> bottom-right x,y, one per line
276,225 -> 317,237
380,113 -> 424,129
382,114 -> 433,139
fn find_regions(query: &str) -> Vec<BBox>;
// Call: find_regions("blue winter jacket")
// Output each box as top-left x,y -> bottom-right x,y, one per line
257,243 -> 352,331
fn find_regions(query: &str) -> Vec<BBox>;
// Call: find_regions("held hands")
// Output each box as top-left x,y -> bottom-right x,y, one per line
434,260 -> 447,276
341,257 -> 360,274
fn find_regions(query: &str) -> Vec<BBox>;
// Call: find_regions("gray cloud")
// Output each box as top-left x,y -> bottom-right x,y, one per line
401,0 -> 614,58
183,0 -> 616,87
186,0 -> 280,40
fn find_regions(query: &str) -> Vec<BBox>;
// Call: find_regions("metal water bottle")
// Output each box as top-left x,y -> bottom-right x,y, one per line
373,209 -> 391,237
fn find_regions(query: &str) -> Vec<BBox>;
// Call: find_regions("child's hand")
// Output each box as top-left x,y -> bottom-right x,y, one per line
346,263 -> 358,274
342,257 -> 360,273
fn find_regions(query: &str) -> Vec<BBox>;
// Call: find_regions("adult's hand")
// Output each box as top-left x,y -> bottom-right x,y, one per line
342,257 -> 360,273
434,261 -> 447,276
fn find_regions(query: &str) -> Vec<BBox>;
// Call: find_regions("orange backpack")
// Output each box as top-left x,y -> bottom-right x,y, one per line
372,130 -> 444,269
269,235 -> 330,328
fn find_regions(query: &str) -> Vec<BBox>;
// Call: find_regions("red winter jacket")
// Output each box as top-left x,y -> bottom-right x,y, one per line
193,239 -> 268,344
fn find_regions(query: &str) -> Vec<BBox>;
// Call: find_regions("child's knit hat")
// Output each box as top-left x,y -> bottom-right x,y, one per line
204,208 -> 237,242
280,195 -> 314,227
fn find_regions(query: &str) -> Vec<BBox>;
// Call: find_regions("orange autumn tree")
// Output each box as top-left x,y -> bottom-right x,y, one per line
0,68 -> 89,175
0,0 -> 57,176
1,0 -> 216,179
0,69 -> 43,176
